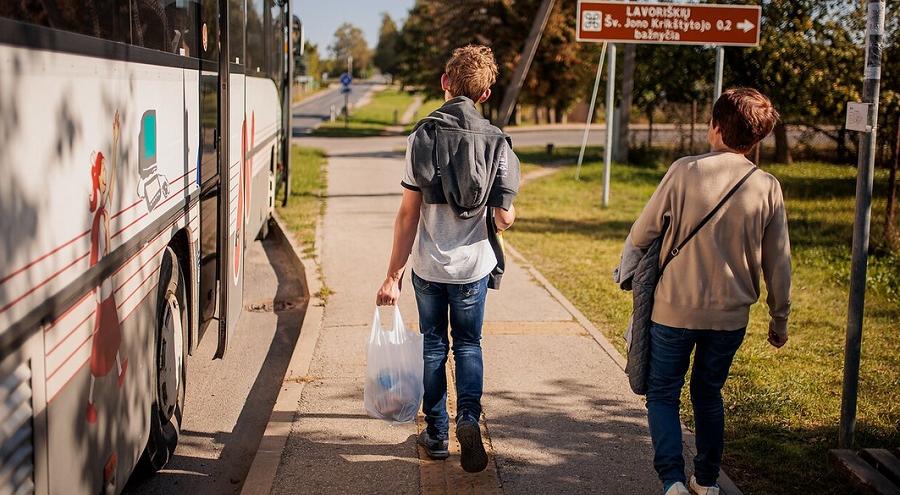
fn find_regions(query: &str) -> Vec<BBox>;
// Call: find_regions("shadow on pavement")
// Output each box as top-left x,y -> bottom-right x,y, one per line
124,236 -> 309,495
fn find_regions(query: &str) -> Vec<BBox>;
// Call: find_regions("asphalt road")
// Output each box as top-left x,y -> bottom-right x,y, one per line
292,82 -> 379,136
123,232 -> 308,495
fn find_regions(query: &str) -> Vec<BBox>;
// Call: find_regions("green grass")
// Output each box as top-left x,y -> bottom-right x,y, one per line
506,146 -> 900,495
275,146 -> 327,258
313,87 -> 415,137
404,96 -> 445,133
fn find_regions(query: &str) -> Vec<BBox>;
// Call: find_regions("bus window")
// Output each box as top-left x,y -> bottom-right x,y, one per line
268,0 -> 284,87
130,0 -> 172,52
0,0 -> 130,44
246,0 -> 265,75
229,0 -> 245,65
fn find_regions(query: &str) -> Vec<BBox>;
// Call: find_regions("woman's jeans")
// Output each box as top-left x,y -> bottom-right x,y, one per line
646,322 -> 745,487
412,271 -> 489,440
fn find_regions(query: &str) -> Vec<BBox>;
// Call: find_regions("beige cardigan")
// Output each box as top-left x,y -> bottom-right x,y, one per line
629,151 -> 792,336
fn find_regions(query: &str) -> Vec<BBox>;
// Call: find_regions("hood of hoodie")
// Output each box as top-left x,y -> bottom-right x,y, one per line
410,96 -> 511,219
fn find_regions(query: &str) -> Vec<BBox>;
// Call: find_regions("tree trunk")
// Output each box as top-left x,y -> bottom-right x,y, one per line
837,127 -> 848,163
647,107 -> 654,148
885,120 -> 900,248
774,122 -> 792,164
615,43 -> 636,163
532,105 -> 539,125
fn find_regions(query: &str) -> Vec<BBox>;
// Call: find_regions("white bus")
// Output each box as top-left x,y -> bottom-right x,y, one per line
0,0 -> 292,493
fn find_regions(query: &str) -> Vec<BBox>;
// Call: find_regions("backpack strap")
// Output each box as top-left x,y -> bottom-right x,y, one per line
659,166 -> 759,274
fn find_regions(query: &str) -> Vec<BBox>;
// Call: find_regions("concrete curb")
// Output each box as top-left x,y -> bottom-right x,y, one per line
239,213 -> 326,495
505,243 -> 744,495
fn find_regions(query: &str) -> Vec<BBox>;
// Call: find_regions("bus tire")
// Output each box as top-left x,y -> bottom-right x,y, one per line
136,247 -> 188,476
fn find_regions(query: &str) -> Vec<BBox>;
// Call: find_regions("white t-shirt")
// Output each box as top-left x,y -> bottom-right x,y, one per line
401,134 -> 498,284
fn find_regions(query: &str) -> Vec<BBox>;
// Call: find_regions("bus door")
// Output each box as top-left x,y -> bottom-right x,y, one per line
197,0 -> 244,358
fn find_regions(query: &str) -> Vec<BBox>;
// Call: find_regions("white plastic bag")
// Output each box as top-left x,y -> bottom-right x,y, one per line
363,306 -> 424,423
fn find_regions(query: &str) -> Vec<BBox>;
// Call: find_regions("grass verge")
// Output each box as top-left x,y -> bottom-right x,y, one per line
275,146 -> 327,259
313,87 -> 415,137
506,146 -> 899,495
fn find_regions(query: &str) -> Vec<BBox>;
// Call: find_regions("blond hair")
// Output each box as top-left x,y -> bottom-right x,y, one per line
445,45 -> 498,102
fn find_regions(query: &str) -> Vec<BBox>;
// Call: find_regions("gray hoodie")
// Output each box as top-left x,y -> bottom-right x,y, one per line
410,96 -> 520,218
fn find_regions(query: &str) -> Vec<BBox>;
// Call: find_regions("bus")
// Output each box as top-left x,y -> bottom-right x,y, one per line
0,0 -> 292,493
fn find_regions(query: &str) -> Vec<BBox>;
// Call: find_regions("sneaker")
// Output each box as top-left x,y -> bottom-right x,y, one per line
688,476 -> 720,495
418,430 -> 449,460
456,417 -> 488,473
665,482 -> 690,495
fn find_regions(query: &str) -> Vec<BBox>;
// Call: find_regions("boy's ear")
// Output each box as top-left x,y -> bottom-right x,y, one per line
440,73 -> 450,92
477,88 -> 492,104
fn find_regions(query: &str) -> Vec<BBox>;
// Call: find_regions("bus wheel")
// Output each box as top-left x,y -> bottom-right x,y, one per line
137,247 -> 188,475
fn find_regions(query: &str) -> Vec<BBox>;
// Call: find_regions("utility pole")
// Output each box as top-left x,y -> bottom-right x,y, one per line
839,0 -> 885,449
576,43 -> 608,180
714,46 -> 725,102
602,43 -> 616,208
497,0 -> 557,127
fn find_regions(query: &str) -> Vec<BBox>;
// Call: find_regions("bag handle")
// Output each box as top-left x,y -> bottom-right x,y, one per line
370,306 -> 407,343
660,166 -> 758,274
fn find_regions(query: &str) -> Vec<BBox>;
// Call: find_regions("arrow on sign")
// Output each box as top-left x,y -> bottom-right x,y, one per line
736,19 -> 755,33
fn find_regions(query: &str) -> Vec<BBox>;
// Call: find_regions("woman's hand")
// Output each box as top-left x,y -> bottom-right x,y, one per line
376,275 -> 402,306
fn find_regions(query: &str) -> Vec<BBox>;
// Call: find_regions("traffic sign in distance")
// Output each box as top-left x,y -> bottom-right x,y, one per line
340,72 -> 352,86
577,1 -> 761,47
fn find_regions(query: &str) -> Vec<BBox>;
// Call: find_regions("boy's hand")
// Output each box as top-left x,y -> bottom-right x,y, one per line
376,275 -> 402,306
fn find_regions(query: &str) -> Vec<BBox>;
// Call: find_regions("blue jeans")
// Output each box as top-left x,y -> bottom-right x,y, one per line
411,271 -> 489,440
646,322 -> 745,487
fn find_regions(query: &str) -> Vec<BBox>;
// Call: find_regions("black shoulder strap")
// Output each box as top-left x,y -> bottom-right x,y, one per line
660,166 -> 758,273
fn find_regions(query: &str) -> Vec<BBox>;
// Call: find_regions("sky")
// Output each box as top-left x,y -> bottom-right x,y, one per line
292,0 -> 416,55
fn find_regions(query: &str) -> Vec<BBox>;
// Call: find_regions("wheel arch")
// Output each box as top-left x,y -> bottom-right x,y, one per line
167,227 -> 195,354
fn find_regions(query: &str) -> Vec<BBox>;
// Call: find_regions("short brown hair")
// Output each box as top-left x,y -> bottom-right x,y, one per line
712,88 -> 780,153
445,45 -> 498,102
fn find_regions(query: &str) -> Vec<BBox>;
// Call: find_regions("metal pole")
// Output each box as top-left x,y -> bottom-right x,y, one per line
714,46 -> 724,102
497,0 -> 557,127
839,0 -> 885,449
576,43 -> 608,180
602,44 -> 616,207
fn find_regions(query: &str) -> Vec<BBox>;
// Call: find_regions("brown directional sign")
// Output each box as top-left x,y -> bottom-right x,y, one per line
577,1 -> 761,47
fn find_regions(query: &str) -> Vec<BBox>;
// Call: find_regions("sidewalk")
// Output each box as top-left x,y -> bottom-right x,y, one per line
263,135 -> 737,494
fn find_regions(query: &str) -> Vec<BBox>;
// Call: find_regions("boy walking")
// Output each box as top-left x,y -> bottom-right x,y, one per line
376,45 -> 520,473
623,88 -> 791,495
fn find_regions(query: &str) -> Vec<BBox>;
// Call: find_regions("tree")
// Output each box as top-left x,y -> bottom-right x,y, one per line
374,13 -> 400,77
329,22 -> 371,78
726,0 -> 862,164
297,41 -> 322,83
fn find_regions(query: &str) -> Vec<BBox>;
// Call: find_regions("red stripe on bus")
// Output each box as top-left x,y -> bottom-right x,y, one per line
116,266 -> 160,311
46,309 -> 95,357
0,230 -> 90,286
110,199 -> 143,220
0,252 -> 90,315
169,167 -> 197,185
48,285 -> 155,403
44,292 -> 93,332
114,243 -> 168,295
112,212 -> 148,239
46,329 -> 93,381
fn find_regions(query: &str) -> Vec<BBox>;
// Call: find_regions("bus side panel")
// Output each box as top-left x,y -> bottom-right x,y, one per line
184,68 -> 201,354
245,76 -> 280,239
0,45 -> 195,494
223,70 -> 246,337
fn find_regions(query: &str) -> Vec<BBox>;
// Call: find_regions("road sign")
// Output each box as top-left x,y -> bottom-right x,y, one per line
340,72 -> 352,86
577,1 -> 761,47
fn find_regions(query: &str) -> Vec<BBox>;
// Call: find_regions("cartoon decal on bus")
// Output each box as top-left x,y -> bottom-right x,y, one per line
136,110 -> 171,212
86,111 -> 129,424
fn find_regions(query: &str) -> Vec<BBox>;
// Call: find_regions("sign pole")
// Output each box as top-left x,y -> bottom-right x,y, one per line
576,42 -> 608,180
714,46 -> 725,102
839,0 -> 885,449
603,43 -> 616,207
